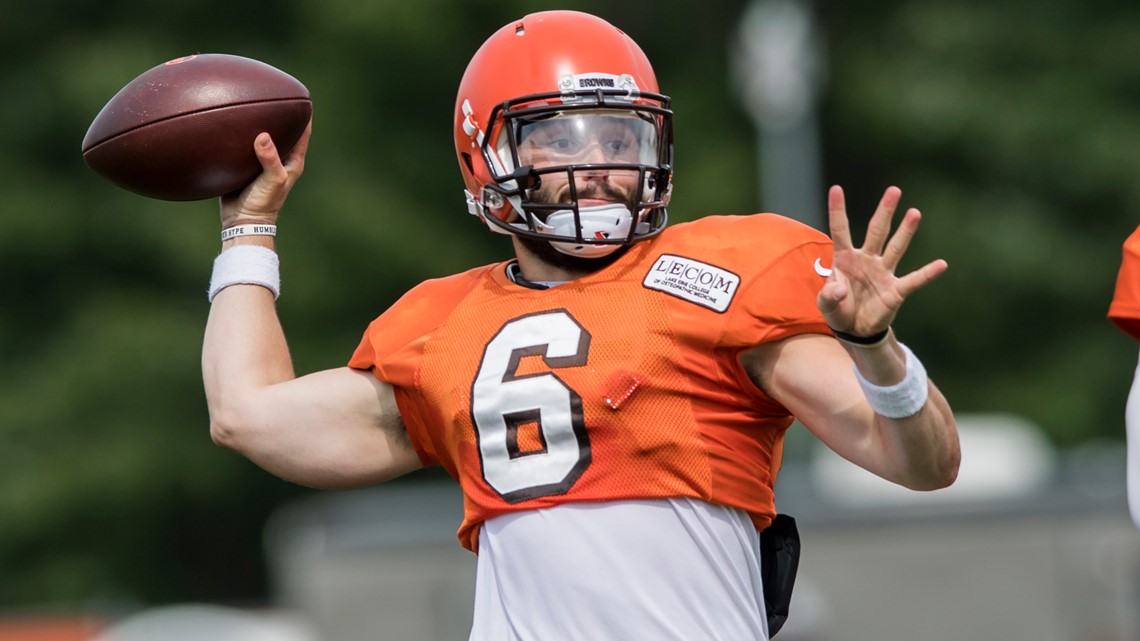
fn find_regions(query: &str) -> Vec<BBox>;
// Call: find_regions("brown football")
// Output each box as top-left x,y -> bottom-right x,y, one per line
82,53 -> 312,201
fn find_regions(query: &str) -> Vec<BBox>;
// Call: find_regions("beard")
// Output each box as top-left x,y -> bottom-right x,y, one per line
515,234 -> 631,273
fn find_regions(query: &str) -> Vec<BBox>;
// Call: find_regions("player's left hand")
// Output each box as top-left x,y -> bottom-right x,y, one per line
816,185 -> 948,337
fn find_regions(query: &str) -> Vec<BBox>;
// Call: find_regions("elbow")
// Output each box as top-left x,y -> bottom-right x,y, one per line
941,444 -> 962,488
208,406 -> 248,452
908,442 -> 961,491
902,405 -> 962,491
932,426 -> 964,489
927,454 -> 960,491
209,420 -> 234,451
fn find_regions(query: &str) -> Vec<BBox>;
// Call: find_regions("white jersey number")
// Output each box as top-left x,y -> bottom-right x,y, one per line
471,310 -> 592,503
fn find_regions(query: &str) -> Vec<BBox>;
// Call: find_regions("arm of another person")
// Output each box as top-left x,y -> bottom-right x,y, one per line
202,125 -> 423,488
742,186 -> 960,490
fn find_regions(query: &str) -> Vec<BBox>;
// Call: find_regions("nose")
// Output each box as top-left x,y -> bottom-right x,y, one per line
575,143 -> 612,186
584,141 -> 610,163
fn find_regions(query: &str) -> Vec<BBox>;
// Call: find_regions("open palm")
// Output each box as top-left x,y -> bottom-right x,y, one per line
817,185 -> 948,337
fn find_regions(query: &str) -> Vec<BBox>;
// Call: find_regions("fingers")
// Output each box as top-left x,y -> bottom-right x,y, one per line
896,258 -> 949,298
828,185 -> 854,250
816,279 -> 848,315
219,126 -> 310,225
829,185 -> 902,254
834,185 -> 922,269
285,120 -> 313,168
863,186 -> 901,255
823,185 -> 947,331
881,207 -> 921,270
252,132 -> 287,181
252,120 -> 311,184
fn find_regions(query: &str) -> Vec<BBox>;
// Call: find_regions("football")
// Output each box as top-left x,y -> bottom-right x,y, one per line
82,53 -> 312,201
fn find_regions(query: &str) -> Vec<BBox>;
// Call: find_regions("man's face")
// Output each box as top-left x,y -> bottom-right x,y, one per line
513,111 -> 655,209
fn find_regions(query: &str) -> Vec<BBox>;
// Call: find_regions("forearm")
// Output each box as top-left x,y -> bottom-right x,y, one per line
845,335 -> 960,490
202,235 -> 295,437
868,383 -> 959,490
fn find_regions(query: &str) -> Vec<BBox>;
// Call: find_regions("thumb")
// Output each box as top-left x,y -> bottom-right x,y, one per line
816,280 -> 848,315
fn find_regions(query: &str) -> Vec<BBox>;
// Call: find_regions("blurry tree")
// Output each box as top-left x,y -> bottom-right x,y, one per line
0,0 -> 1137,613
817,1 -> 1140,445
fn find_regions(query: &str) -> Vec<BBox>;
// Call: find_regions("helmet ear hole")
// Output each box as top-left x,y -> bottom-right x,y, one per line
481,188 -> 506,211
460,152 -> 475,176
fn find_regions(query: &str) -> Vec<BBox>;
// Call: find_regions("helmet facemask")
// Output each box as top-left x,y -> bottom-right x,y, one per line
478,88 -> 673,257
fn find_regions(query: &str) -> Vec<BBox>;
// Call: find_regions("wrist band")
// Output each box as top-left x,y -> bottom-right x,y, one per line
852,343 -> 929,419
221,224 -> 277,242
208,245 -> 280,302
831,326 -> 890,347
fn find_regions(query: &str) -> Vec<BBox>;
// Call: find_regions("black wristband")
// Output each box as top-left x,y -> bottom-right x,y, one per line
829,326 -> 890,346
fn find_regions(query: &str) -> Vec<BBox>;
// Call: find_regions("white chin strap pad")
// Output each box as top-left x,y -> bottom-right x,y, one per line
538,204 -> 633,257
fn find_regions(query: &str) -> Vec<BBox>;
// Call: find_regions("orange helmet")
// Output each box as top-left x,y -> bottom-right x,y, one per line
454,11 -> 673,256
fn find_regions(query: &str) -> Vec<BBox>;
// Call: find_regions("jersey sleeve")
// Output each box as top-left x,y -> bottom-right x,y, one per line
1109,226 -> 1140,341
346,265 -> 499,467
347,303 -> 442,468
716,215 -> 833,347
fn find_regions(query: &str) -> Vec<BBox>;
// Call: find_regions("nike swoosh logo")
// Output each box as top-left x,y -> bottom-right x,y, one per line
814,258 -> 833,277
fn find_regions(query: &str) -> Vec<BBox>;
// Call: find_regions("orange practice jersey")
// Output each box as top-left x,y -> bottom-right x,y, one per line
1110,226 -> 1140,341
349,214 -> 833,551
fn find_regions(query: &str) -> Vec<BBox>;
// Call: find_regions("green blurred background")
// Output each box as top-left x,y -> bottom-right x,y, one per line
2,0 -> 1138,618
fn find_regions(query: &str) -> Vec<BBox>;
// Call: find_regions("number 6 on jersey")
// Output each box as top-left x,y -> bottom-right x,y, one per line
471,310 -> 593,503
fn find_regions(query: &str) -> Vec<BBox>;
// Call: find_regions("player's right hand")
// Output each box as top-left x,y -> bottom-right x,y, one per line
219,120 -> 312,229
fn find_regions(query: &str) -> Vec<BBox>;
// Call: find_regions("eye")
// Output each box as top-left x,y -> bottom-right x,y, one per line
604,139 -> 629,154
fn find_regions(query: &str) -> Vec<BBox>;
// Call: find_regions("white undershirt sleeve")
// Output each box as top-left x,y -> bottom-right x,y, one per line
1126,348 -> 1140,530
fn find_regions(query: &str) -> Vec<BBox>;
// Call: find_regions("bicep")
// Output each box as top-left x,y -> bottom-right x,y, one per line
215,366 -> 423,488
740,334 -> 883,472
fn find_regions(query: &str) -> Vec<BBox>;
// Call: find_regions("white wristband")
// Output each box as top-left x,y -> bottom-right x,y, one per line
221,224 -> 277,242
208,245 -> 280,302
852,343 -> 929,419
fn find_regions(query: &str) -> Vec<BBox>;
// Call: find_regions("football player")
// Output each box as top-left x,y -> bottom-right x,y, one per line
1108,226 -> 1140,531
202,10 -> 960,640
